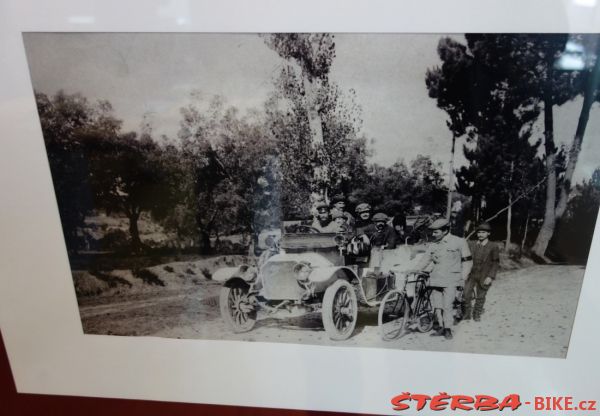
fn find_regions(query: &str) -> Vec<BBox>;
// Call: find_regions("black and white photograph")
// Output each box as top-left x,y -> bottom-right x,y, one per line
23,32 -> 600,358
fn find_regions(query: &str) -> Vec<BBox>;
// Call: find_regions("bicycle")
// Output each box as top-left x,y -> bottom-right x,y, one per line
378,271 -> 434,341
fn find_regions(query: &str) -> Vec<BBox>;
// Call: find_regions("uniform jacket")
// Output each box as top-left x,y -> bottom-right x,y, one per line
467,240 -> 500,282
416,233 -> 471,287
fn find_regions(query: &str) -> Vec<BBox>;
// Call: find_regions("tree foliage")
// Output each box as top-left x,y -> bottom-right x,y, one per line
264,34 -> 338,200
427,34 -> 599,258
35,91 -> 121,252
265,66 -> 369,218
350,155 -> 447,217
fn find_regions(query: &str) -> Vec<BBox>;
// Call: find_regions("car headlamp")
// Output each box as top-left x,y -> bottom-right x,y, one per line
293,261 -> 312,282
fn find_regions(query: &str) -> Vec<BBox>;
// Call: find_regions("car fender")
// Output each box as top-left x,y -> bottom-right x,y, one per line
212,265 -> 257,283
308,266 -> 358,287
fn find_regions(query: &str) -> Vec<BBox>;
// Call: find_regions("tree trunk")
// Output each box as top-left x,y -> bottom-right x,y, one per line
521,210 -> 530,252
555,54 -> 600,218
532,90 -> 557,260
128,210 -> 142,250
446,133 -> 457,219
505,161 -> 514,252
200,230 -> 211,254
302,73 -> 324,147
505,192 -> 512,252
302,71 -> 329,202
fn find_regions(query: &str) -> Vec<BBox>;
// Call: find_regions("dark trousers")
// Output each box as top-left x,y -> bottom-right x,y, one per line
463,276 -> 490,318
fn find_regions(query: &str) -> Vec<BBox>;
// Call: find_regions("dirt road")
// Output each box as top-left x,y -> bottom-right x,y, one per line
78,265 -> 584,358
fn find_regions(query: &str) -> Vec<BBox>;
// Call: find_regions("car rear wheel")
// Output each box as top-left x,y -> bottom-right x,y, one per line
322,279 -> 358,341
220,283 -> 257,333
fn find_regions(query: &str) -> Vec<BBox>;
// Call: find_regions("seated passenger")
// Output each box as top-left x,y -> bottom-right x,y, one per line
392,211 -> 407,243
311,202 -> 338,232
331,210 -> 351,233
368,212 -> 397,249
330,194 -> 355,227
354,202 -> 375,236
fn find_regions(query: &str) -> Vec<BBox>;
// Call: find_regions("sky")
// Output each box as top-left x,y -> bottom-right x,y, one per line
23,33 -> 600,183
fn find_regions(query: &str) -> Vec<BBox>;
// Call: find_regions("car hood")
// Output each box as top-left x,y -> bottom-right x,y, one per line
266,252 -> 334,268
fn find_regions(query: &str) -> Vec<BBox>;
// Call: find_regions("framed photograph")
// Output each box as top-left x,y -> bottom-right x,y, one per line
1,1 -> 600,414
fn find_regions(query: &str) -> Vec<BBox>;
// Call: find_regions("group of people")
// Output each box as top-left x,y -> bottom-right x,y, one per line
310,194 -> 401,249
309,194 -> 500,341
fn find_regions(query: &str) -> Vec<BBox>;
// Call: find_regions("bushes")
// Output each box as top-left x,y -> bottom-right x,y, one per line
97,228 -> 130,251
201,268 -> 212,280
131,268 -> 165,286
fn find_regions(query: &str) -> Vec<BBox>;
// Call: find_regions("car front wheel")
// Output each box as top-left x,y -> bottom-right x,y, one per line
219,283 -> 257,333
322,279 -> 358,341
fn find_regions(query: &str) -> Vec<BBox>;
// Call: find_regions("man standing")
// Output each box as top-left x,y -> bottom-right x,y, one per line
464,222 -> 499,321
416,218 -> 472,340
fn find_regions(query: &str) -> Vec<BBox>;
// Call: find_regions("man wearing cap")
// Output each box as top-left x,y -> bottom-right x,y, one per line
330,194 -> 355,227
464,222 -> 499,321
311,202 -> 338,233
415,218 -> 472,340
331,210 -> 351,233
355,202 -> 375,235
369,212 -> 397,249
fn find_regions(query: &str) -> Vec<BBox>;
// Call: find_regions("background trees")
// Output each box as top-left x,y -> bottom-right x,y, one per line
34,34 -> 600,264
350,156 -> 446,217
428,34 -> 600,260
35,91 -> 121,252
85,132 -> 177,252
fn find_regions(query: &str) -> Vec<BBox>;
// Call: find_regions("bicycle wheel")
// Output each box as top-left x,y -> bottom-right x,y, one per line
414,292 -> 434,333
378,289 -> 409,341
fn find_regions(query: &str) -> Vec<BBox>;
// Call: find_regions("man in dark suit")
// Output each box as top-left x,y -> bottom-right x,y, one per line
464,222 -> 499,321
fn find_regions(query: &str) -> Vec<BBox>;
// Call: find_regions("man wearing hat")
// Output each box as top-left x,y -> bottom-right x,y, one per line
369,212 -> 397,249
330,194 -> 355,227
415,218 -> 472,339
311,202 -> 338,232
355,202 -> 375,235
331,210 -> 351,233
464,222 -> 499,321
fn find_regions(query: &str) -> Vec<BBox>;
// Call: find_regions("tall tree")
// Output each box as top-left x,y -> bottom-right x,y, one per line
173,94 -> 231,251
555,36 -> 600,220
84,131 -> 177,251
456,108 -> 542,250
263,34 -> 336,203
426,37 -> 493,218
465,34 -> 581,260
169,94 -> 281,250
34,91 -> 122,253
428,34 -> 596,259
265,66 -> 369,218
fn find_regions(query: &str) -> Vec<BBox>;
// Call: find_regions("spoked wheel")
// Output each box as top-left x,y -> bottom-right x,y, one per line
322,280 -> 358,341
378,289 -> 409,341
219,283 -> 257,333
414,294 -> 434,333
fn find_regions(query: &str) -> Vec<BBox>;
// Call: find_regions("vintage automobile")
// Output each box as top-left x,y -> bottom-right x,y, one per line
213,225 -> 425,340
